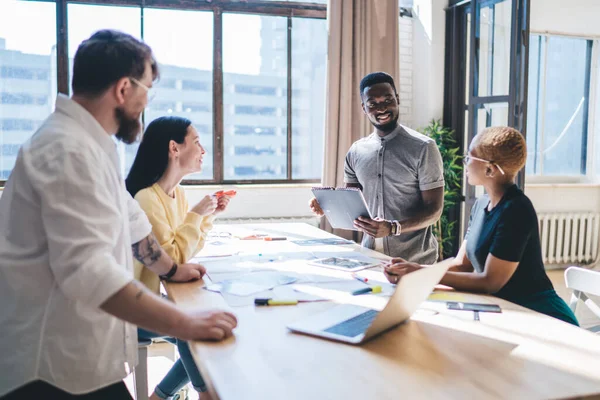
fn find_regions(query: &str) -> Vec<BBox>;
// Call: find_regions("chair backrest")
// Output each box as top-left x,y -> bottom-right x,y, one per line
564,266 -> 600,322
565,267 -> 600,297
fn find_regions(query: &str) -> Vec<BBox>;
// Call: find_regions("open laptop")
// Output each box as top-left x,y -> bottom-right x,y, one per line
287,259 -> 452,344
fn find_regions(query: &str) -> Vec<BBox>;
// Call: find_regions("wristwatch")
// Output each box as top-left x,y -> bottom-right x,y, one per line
389,220 -> 402,236
159,263 -> 178,281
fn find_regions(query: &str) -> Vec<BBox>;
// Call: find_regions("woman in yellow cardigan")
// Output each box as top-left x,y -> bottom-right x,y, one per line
126,116 -> 231,400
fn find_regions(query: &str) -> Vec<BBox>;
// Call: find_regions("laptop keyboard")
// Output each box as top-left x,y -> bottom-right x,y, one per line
323,309 -> 379,337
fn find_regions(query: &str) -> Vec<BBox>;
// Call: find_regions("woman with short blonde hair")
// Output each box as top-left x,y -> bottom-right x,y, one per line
385,126 -> 578,325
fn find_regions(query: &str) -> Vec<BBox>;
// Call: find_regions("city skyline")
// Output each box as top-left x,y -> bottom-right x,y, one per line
0,4 -> 327,181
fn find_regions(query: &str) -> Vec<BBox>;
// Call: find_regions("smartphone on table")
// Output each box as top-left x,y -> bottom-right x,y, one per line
446,302 -> 502,313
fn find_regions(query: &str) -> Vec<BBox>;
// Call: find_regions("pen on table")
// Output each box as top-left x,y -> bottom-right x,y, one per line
264,237 -> 287,241
351,273 -> 368,284
254,298 -> 298,306
351,286 -> 382,296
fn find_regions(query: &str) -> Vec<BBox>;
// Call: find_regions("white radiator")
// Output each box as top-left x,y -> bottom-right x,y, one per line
538,213 -> 600,265
217,216 -> 320,227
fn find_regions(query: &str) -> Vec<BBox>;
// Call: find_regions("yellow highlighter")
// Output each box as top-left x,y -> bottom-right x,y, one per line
254,298 -> 299,306
351,286 -> 382,296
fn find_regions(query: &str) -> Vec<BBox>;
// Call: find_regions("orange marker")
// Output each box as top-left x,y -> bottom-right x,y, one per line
215,190 -> 237,198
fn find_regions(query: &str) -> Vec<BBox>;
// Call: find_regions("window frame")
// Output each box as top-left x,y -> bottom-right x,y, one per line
0,0 -> 326,187
526,32 -> 597,184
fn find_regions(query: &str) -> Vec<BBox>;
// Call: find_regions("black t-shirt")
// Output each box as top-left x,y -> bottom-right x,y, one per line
465,185 -> 553,303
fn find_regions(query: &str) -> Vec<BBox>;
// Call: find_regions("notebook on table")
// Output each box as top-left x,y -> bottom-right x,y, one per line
312,187 -> 372,231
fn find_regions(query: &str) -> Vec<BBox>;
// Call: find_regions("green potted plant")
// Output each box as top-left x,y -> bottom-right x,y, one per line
420,120 -> 463,260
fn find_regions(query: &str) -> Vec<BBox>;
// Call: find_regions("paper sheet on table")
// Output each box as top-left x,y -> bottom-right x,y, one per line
309,251 -> 386,263
204,271 -> 297,296
291,238 -> 354,246
293,279 -> 396,297
427,292 -> 467,302
200,251 -> 319,275
219,285 -> 328,307
353,269 -> 391,284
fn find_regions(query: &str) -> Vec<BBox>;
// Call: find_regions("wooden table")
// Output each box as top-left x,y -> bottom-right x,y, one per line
166,223 -> 600,400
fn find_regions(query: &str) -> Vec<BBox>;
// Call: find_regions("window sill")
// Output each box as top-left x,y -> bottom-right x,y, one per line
182,182 -> 318,191
525,182 -> 600,189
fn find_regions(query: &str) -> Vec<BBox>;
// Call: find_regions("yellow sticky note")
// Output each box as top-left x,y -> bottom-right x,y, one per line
427,292 -> 467,302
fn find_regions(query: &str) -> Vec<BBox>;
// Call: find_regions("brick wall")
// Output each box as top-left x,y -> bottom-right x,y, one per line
399,16 -> 414,128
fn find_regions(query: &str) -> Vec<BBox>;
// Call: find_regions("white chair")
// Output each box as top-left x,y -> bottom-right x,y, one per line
134,339 -> 152,400
564,266 -> 600,333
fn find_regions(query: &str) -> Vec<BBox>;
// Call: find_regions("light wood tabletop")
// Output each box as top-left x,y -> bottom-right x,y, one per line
166,223 -> 600,400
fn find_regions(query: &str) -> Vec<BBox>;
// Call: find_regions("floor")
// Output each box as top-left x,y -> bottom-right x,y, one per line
124,341 -> 200,400
125,267 -> 599,399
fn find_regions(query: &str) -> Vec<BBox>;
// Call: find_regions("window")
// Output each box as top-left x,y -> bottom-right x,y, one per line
234,84 -> 277,96
0,93 -> 48,105
182,80 -> 209,91
291,17 -> 327,179
195,125 -> 211,134
0,119 -> 39,131
159,78 -> 177,89
234,126 -> 277,136
234,146 -> 279,156
182,103 -> 211,113
0,0 -> 326,185
144,9 -> 214,180
67,3 -> 142,178
223,13 -> 288,181
1,144 -> 21,157
233,166 -> 279,177
234,105 -> 278,116
0,66 -> 49,80
0,0 -> 56,184
147,102 -> 177,113
526,34 -> 592,178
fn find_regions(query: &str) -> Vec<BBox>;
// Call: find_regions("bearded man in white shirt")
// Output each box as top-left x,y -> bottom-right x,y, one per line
0,30 -> 236,399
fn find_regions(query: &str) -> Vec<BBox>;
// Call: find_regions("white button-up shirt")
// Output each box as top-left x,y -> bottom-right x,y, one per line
0,94 -> 152,395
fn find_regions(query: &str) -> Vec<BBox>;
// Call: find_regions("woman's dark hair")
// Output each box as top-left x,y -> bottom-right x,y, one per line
126,116 -> 192,197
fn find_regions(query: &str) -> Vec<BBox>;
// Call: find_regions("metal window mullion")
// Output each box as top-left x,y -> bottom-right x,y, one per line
286,16 -> 292,180
464,0 -> 479,232
539,35 -> 548,175
532,35 -> 541,174
580,39 -> 593,176
467,0 -> 479,140
56,0 -> 69,95
587,40 -> 599,181
488,3 -> 495,99
213,8 -> 224,183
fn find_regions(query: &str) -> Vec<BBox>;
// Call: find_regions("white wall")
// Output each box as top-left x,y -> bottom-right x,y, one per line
525,184 -> 600,214
183,184 -> 314,220
399,17 -> 414,127
411,0 -> 448,130
0,185 -> 316,220
531,0 -> 600,37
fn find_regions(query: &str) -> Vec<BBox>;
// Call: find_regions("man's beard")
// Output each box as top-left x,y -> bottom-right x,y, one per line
371,113 -> 398,134
114,107 -> 142,145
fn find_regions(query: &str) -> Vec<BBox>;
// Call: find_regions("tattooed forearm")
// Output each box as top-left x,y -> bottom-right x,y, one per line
132,233 -> 163,267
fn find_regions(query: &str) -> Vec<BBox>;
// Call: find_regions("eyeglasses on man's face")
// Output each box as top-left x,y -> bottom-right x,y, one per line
463,154 -> 505,175
129,77 -> 156,102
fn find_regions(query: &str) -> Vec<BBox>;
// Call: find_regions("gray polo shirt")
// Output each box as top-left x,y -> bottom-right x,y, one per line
344,124 -> 444,264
